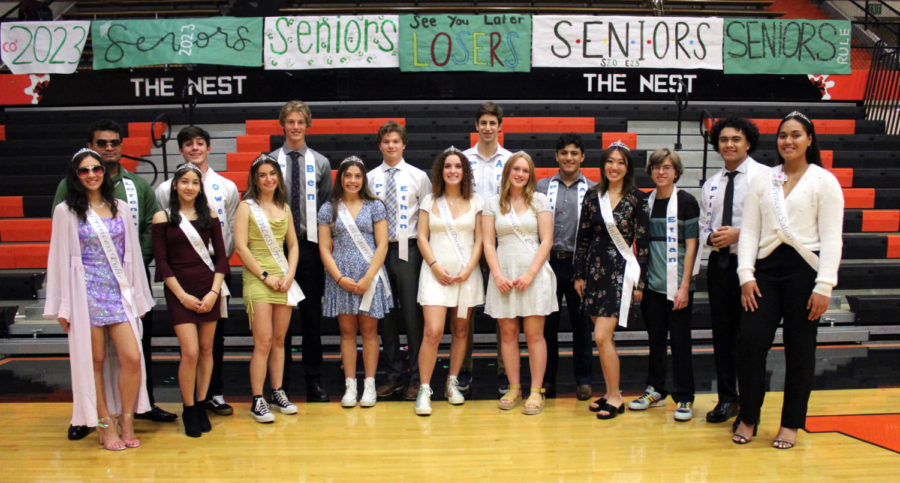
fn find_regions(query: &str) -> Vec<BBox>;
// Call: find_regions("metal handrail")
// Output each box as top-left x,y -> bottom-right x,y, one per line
151,112 -> 172,180
122,153 -> 159,185
699,109 -> 713,186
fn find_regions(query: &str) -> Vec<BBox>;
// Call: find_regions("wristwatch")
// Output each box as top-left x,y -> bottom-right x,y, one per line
260,270 -> 269,281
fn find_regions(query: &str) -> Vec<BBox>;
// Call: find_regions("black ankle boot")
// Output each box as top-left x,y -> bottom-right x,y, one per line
182,404 -> 201,438
195,399 -> 212,433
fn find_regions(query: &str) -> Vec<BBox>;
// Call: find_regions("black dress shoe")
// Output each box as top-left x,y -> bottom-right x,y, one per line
542,385 -> 557,399
306,380 -> 330,402
135,405 -> 178,422
706,402 -> 740,423
67,424 -> 91,440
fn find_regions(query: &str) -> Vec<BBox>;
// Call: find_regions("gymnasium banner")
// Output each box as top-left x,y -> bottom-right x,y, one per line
398,13 -> 531,72
532,16 -> 723,70
1,21 -> 90,74
264,15 -> 399,69
91,17 -> 263,69
724,19 -> 851,74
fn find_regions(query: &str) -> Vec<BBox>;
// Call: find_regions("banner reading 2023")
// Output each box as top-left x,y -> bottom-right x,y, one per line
399,14 -> 530,72
92,17 -> 262,69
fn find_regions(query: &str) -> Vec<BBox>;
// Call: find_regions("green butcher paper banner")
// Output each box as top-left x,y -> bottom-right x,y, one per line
399,13 -> 530,72
724,18 -> 851,74
91,17 -> 263,69
264,15 -> 399,69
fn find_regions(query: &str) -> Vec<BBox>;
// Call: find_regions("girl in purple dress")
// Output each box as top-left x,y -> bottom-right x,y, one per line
44,149 -> 154,451
152,164 -> 228,437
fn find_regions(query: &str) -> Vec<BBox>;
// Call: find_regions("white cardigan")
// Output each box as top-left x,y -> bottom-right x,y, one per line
737,163 -> 844,297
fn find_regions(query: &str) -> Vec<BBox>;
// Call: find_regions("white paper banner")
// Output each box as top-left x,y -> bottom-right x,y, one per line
532,15 -> 723,70
1,21 -> 90,74
264,15 -> 399,70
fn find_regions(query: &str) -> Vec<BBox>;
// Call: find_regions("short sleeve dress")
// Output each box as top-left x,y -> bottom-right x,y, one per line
317,200 -> 393,318
574,188 -> 650,318
483,193 -> 558,318
416,194 -> 485,309
152,217 -> 229,325
242,206 -> 293,324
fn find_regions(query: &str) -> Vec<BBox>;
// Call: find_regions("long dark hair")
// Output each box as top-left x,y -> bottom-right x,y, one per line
328,156 -> 380,225
243,154 -> 288,207
167,164 -> 214,231
596,145 -> 636,196
775,112 -> 822,166
65,149 -> 118,221
430,149 -> 473,200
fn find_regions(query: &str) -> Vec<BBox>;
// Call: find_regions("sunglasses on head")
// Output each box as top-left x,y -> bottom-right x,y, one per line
76,165 -> 105,177
92,139 -> 122,148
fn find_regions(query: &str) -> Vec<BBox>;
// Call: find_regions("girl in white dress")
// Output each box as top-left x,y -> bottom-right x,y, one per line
483,151 -> 558,415
414,148 -> 484,416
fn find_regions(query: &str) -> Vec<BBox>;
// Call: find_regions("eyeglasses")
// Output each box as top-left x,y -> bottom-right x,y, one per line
652,164 -> 675,172
92,139 -> 122,148
76,165 -> 105,177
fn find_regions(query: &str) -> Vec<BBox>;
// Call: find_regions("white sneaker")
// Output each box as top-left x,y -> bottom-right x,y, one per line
250,396 -> 275,423
270,388 -> 298,415
415,384 -> 433,416
674,401 -> 693,422
445,376 -> 465,406
341,378 -> 358,408
360,377 -> 377,408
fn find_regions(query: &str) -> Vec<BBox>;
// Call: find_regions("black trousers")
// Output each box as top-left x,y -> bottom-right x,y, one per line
738,245 -> 819,429
381,240 -> 424,382
707,250 -> 742,403
207,272 -> 231,398
545,255 -> 593,386
141,266 -> 156,406
640,289 -> 695,403
282,240 -> 326,393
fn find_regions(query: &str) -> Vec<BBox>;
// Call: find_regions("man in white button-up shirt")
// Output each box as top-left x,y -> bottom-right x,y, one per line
699,117 -> 769,424
367,121 -> 431,401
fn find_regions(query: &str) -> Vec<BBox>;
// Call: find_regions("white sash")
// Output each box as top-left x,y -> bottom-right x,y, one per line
547,176 -> 589,254
337,202 -> 391,312
372,167 -> 410,261
173,210 -> 230,318
205,173 -> 227,250
437,197 -> 474,315
506,205 -> 540,253
599,192 -> 641,328
770,168 -> 819,271
277,148 -> 319,243
469,156 -> 505,196
648,188 -> 680,302
119,177 -> 140,230
86,208 -> 136,326
245,199 -> 305,306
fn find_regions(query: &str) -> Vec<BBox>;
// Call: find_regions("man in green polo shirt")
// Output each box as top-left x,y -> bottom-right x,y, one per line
54,119 -> 175,441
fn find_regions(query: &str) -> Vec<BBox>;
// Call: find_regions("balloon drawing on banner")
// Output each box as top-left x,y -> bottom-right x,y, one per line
264,15 -> 399,70
531,15 -> 723,70
1,21 -> 90,74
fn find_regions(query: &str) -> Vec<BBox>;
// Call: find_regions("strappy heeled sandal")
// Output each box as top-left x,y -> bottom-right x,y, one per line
732,420 -> 758,445
118,413 -> 140,448
522,387 -> 546,415
97,417 -> 125,451
498,384 -> 521,410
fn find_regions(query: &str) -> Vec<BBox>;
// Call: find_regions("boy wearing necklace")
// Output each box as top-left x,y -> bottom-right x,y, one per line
535,134 -> 596,400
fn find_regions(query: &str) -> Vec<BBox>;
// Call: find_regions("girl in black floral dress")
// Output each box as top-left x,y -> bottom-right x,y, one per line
574,142 -> 649,419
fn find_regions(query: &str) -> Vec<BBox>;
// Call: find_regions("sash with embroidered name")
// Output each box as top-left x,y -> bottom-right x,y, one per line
204,173 -> 226,249
372,166 -> 411,261
277,148 -> 319,243
245,199 -> 305,306
469,156 -> 505,196
598,191 -> 641,327
337,202 -> 391,312
437,197 -> 475,315
504,202 -> 554,296
648,188 -> 695,302
118,177 -> 140,230
172,210 -> 230,318
770,167 -> 819,270
547,177 -> 588,257
86,208 -> 137,328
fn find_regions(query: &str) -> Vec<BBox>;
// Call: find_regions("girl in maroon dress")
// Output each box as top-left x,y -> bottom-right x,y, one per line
152,164 -> 228,437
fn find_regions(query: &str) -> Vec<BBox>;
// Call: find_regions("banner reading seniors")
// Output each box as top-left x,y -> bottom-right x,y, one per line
532,16 -> 723,70
399,13 -> 531,72
91,17 -> 263,69
724,19 -> 851,75
1,21 -> 90,74
264,15 -> 399,69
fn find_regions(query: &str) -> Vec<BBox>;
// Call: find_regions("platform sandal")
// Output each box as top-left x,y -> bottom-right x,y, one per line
498,384 -> 521,410
522,387 -> 546,415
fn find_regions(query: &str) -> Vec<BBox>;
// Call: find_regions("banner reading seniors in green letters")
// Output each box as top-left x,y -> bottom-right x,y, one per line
92,17 -> 262,69
399,13 -> 530,72
724,18 -> 851,74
